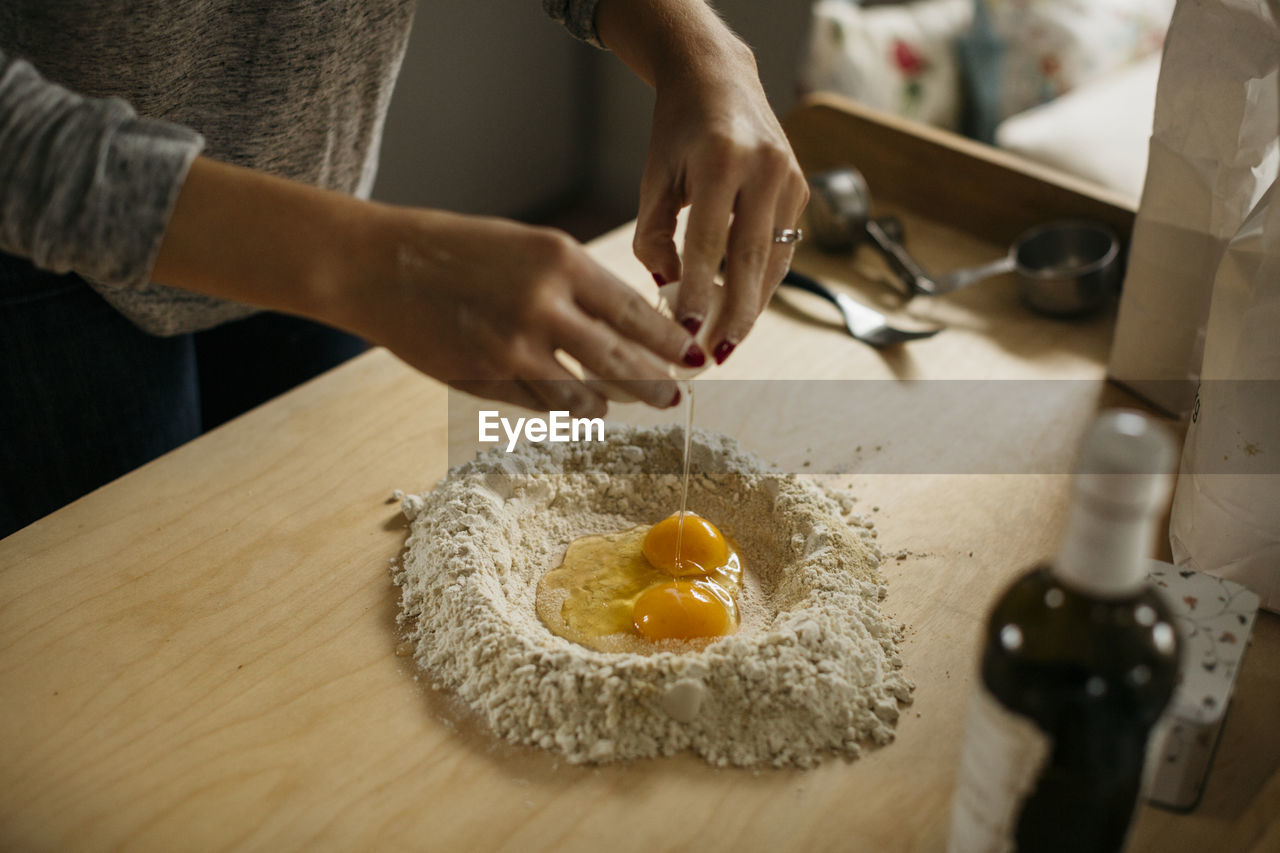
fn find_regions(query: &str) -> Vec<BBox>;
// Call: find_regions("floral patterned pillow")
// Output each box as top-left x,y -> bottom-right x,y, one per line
800,0 -> 975,130
987,0 -> 1175,119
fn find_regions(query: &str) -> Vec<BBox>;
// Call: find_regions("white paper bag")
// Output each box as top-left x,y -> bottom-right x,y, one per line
1107,0 -> 1279,417
1169,177 -> 1280,612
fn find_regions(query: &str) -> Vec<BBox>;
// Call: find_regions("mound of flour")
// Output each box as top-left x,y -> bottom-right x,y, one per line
393,425 -> 913,768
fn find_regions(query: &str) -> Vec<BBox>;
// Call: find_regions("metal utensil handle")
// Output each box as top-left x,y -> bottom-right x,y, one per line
875,215 -> 904,243
779,267 -> 838,303
864,218 -> 941,296
934,253 -> 1018,293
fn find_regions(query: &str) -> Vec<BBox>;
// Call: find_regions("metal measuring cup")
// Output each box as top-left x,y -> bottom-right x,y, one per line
930,220 -> 1122,317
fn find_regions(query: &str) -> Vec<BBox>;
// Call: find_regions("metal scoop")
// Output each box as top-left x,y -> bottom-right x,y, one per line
807,167 -> 938,296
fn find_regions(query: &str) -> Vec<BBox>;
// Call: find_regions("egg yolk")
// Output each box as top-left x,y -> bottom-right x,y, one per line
535,513 -> 742,654
632,579 -> 737,642
642,511 -> 730,576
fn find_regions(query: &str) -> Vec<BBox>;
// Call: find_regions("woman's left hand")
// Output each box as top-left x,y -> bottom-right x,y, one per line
595,0 -> 809,366
636,52 -> 808,364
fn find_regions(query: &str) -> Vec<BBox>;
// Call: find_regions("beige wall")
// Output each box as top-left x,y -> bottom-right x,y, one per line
588,0 -> 814,216
372,1 -> 590,215
373,1 -> 813,223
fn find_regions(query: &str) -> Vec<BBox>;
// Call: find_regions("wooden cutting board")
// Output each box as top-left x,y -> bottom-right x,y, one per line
1,96 -> 1275,852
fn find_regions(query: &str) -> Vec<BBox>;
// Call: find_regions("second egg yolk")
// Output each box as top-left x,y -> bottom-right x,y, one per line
642,511 -> 730,576
632,580 -> 737,642
536,512 -> 742,653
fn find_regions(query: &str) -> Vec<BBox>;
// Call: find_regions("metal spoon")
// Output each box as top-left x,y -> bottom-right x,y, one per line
778,269 -> 941,348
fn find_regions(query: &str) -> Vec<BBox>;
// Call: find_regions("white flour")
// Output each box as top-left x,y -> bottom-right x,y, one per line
393,425 -> 913,767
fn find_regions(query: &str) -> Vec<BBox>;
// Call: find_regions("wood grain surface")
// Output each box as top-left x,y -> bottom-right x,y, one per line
1,99 -> 1275,852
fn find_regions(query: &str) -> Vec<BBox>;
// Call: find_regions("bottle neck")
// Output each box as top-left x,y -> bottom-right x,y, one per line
1053,490 -> 1157,598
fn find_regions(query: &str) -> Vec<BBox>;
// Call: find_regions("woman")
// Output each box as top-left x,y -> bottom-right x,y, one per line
0,0 -> 807,535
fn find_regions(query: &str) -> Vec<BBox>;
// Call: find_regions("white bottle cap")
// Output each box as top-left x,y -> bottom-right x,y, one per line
1055,410 -> 1177,597
1075,410 -> 1176,507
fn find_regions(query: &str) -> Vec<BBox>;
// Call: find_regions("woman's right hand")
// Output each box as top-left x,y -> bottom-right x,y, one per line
337,207 -> 703,417
154,157 -> 702,418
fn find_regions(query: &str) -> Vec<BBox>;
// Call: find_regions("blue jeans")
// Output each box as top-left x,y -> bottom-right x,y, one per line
0,252 -> 366,538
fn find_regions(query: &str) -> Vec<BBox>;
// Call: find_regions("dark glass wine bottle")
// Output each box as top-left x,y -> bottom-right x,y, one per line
949,411 -> 1182,853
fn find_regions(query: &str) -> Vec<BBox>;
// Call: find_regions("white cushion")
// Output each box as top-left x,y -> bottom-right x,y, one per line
994,52 -> 1162,200
988,0 -> 1174,119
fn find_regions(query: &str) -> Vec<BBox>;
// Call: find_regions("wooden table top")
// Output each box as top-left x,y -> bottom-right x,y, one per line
1,97 -> 1275,852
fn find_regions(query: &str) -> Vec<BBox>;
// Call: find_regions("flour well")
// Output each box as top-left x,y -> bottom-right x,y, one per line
393,425 -> 914,767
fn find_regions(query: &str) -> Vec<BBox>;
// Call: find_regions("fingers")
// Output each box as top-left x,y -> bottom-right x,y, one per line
519,361 -> 610,420
708,180 -> 776,363
450,378 -> 544,414
550,302 -> 682,410
675,171 -> 738,336
583,373 -> 640,404
754,175 -> 809,315
633,171 -> 684,288
636,136 -> 808,364
471,239 -> 693,415
573,271 -> 706,371
453,364 -> 608,419
709,158 -> 809,364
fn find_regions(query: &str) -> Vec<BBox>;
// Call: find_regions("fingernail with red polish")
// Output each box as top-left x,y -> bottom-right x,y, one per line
683,344 -> 706,368
681,316 -> 702,335
652,272 -> 667,286
669,388 -> 682,407
713,340 -> 736,365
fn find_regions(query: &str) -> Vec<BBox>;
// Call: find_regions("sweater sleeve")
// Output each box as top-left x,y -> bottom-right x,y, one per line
542,0 -> 605,48
0,48 -> 205,288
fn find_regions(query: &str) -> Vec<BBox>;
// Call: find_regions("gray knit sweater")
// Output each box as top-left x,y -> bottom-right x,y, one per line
0,0 -> 601,335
